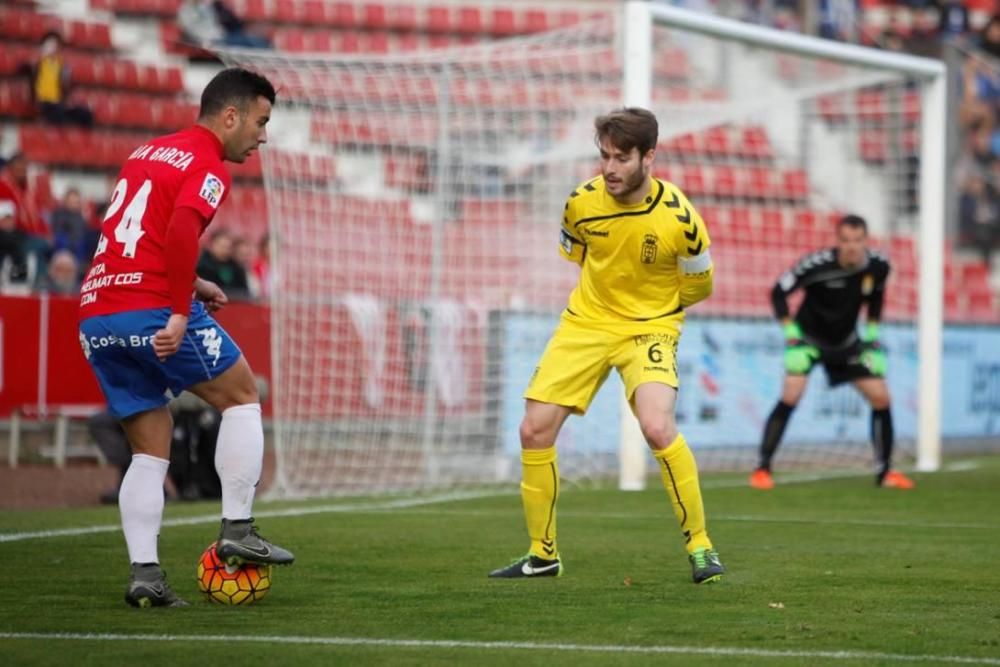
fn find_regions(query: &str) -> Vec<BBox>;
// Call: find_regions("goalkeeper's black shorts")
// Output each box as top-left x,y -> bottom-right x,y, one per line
813,339 -> 877,387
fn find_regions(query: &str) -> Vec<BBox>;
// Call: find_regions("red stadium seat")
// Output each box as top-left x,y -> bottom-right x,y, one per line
362,3 -> 388,29
330,2 -> 356,28
272,0 -> 298,23
760,208 -> 786,238
711,164 -> 739,198
490,8 -> 517,35
740,126 -> 773,160
856,88 -> 887,121
301,0 -> 327,25
679,164 -> 706,197
0,79 -> 33,119
523,9 -> 548,33
456,6 -> 482,34
743,166 -> 772,199
387,4 -> 417,31
427,5 -> 450,32
859,129 -> 888,163
780,169 -> 809,201
704,126 -> 732,158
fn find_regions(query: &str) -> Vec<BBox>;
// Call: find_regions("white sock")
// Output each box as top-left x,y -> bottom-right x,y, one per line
215,403 -> 264,521
119,454 -> 169,564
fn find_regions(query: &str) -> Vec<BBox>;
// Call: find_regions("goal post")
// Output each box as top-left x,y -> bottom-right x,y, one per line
616,1 -> 946,490
215,1 -> 947,498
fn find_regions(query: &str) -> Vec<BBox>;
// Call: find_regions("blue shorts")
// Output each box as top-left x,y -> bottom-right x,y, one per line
79,301 -> 242,418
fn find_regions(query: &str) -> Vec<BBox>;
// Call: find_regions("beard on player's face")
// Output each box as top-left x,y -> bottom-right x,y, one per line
604,159 -> 647,200
599,139 -> 651,202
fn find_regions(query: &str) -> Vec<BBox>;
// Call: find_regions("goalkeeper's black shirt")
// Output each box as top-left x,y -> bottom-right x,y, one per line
771,248 -> 890,348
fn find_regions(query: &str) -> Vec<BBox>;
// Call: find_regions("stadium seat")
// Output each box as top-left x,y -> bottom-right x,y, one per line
703,126 -> 732,158
859,129 -> 888,163
456,7 -> 483,34
0,80 -> 33,119
711,164 -> 739,198
780,169 -> 809,201
329,2 -> 356,28
523,9 -> 548,33
679,164 -> 707,197
746,166 -> 775,199
272,0 -> 298,23
301,0 -> 327,25
490,8 -> 517,35
427,5 -> 450,33
740,126 -> 773,161
856,88 -> 887,121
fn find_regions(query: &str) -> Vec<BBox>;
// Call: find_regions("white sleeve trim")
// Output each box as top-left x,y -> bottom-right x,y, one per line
679,250 -> 712,274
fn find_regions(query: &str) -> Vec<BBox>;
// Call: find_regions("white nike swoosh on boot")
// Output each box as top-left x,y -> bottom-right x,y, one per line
521,561 -> 560,575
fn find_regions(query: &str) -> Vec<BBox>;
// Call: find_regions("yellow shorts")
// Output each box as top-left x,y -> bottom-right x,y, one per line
524,314 -> 681,415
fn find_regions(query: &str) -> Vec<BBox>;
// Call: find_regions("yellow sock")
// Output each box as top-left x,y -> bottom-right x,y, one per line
654,433 -> 712,554
521,446 -> 559,560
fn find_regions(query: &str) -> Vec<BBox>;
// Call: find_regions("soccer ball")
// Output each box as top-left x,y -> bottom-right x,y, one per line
196,541 -> 272,605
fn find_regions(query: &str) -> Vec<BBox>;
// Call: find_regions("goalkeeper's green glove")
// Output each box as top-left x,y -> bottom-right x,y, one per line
783,321 -> 818,375
860,322 -> 887,377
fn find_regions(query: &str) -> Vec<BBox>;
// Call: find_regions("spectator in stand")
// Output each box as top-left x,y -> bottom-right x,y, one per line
178,0 -> 271,50
50,187 -> 92,263
251,233 -> 272,300
231,235 -> 257,298
0,153 -> 50,279
907,6 -> 943,57
0,200 -> 31,289
819,0 -> 859,43
90,393 -> 223,505
978,13 -> 1000,59
197,228 -> 250,299
39,249 -> 80,295
959,170 -> 1000,263
26,31 -> 93,128
938,0 -> 971,44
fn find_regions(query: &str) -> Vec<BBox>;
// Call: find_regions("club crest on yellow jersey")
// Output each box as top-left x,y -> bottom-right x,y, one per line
641,234 -> 658,264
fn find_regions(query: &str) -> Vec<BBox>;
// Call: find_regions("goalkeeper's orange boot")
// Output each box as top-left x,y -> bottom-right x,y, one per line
880,470 -> 915,489
749,468 -> 774,490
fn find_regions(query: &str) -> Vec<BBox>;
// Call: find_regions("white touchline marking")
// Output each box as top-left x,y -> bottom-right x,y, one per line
0,490 -> 499,544
352,507 -> 997,530
0,460 -> 987,544
0,632 -> 996,665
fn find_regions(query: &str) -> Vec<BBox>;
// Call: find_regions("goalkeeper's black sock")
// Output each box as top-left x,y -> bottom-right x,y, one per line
871,408 -> 894,483
758,401 -> 795,471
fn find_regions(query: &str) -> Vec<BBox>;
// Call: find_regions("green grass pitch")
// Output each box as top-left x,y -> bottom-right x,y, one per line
1,459 -> 999,666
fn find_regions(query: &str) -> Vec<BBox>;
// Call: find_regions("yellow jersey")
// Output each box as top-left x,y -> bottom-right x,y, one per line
559,175 -> 712,325
34,56 -> 64,104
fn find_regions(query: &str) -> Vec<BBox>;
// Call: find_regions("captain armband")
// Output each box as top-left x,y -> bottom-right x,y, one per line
679,250 -> 713,275
560,228 -> 580,253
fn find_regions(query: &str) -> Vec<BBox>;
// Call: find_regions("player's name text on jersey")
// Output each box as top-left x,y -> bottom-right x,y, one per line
127,144 -> 196,171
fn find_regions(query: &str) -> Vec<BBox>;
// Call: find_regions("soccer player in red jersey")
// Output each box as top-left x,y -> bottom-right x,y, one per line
79,68 -> 294,607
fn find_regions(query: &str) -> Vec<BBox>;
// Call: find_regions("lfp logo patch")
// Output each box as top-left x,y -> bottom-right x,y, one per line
199,173 -> 225,209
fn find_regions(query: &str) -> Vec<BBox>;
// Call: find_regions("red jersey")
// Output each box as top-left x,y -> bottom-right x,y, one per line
79,125 -> 231,319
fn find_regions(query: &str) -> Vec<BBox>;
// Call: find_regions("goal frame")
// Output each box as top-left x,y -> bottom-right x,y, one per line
618,1 -> 946,490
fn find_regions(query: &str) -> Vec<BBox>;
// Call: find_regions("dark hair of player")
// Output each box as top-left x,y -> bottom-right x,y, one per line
838,214 -> 868,234
593,107 -> 658,155
198,68 -> 276,119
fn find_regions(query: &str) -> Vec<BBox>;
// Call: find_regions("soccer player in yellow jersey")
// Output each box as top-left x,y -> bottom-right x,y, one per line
488,108 -> 724,584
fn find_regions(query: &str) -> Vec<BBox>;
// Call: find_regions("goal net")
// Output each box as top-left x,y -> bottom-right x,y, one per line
217,3 -> 945,497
